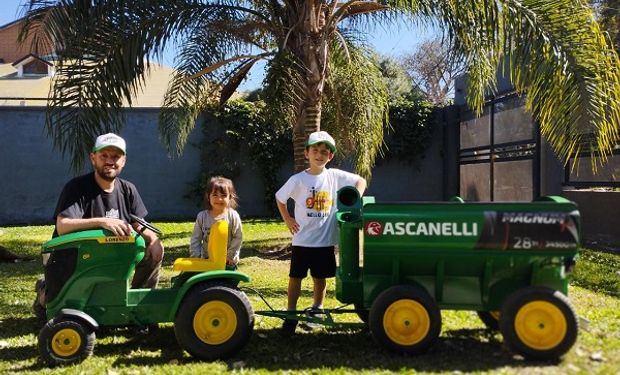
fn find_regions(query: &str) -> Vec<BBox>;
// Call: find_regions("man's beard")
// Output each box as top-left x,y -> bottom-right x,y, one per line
95,165 -> 118,181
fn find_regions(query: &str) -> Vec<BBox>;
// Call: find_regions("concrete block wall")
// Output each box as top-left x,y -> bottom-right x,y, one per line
0,107 -> 204,224
0,106 -> 448,225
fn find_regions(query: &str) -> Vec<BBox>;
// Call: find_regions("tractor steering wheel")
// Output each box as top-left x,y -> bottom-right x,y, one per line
130,214 -> 163,236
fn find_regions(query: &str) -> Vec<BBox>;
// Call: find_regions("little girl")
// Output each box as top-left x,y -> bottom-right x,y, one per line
190,176 -> 243,267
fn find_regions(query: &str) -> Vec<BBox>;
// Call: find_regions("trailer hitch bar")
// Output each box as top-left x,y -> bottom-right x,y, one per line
241,287 -> 366,328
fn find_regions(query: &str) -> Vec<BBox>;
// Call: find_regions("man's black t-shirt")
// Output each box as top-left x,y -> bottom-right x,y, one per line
52,172 -> 148,237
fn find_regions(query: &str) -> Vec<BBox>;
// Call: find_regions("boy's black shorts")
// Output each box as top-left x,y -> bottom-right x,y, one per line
289,245 -> 336,279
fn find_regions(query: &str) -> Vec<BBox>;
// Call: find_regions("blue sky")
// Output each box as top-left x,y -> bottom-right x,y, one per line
1,1 -> 435,90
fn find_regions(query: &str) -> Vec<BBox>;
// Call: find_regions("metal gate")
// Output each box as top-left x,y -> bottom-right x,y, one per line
565,149 -> 620,188
458,93 -> 540,201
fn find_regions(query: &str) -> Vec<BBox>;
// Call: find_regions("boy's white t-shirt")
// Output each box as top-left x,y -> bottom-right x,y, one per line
275,168 -> 360,247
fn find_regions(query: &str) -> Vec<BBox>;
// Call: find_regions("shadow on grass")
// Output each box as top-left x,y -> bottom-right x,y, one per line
2,323 -> 562,372
105,326 -> 557,372
224,327 -> 557,373
0,316 -> 43,340
0,239 -> 46,259
0,344 -> 39,369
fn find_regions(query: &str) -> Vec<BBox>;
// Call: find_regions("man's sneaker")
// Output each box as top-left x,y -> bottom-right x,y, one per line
32,298 -> 46,322
280,319 -> 297,337
32,278 -> 46,322
300,307 -> 324,330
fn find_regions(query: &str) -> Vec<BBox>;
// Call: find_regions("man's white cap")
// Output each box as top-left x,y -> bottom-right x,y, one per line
306,131 -> 336,153
93,133 -> 126,154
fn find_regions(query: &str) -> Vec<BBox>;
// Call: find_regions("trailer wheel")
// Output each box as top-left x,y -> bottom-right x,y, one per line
500,287 -> 578,360
477,311 -> 500,330
369,285 -> 441,354
38,317 -> 95,366
175,284 -> 254,360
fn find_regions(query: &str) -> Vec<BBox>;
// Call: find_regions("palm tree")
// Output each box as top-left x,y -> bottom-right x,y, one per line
590,0 -> 619,53
20,0 -> 620,175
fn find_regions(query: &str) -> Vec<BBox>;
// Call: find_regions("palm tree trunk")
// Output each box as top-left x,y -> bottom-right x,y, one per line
291,0 -> 328,172
293,101 -> 321,171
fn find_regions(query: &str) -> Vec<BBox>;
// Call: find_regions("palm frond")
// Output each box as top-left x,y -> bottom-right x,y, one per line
159,3 -> 275,155
17,0 -> 57,56
159,68 -> 214,157
21,0 -> 272,169
187,53 -> 267,80
331,1 -> 389,25
388,0 -> 620,169
323,41 -> 390,179
220,57 -> 262,105
502,0 -> 620,170
262,51 -> 305,131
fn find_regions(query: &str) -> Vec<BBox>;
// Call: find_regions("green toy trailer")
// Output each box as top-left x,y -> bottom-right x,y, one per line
334,187 -> 580,360
37,217 -> 254,366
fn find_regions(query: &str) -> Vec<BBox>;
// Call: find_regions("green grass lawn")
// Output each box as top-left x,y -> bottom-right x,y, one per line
0,220 -> 619,374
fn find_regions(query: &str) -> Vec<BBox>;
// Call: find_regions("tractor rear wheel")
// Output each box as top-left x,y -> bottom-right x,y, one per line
175,284 -> 254,360
38,317 -> 95,366
369,285 -> 441,354
500,287 -> 578,360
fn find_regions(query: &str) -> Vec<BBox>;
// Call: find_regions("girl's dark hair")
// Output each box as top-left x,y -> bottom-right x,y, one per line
204,176 -> 239,210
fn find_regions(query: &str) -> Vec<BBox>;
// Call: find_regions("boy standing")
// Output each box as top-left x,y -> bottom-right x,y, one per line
275,131 -> 367,335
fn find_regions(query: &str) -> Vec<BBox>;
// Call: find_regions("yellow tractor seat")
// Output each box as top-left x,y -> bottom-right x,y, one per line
173,220 -> 228,272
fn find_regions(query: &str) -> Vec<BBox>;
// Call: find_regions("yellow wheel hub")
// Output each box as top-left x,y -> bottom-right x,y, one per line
193,301 -> 237,345
383,299 -> 430,346
514,301 -> 567,350
51,328 -> 81,357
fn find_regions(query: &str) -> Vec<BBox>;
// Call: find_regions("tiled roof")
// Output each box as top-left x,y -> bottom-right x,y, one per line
12,53 -> 53,67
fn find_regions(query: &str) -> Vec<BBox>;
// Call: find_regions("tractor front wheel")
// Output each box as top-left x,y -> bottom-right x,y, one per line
369,285 -> 441,354
500,287 -> 578,360
175,284 -> 254,360
38,317 -> 95,366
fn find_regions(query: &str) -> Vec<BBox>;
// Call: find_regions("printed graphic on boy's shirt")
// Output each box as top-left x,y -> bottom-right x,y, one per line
305,187 -> 332,218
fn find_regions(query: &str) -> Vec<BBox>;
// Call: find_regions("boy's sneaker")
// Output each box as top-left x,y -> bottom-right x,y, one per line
300,307 -> 324,330
280,319 -> 297,337
129,323 -> 158,338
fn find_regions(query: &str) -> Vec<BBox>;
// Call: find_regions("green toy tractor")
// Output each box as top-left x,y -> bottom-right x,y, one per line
37,216 -> 253,366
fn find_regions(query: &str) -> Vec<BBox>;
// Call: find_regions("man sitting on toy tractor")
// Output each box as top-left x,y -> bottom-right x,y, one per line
34,133 -> 163,320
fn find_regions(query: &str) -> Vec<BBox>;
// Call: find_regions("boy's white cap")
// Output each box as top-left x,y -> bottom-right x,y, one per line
306,131 -> 336,153
93,133 -> 126,154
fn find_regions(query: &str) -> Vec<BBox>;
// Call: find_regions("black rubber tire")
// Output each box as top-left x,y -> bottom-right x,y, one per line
369,285 -> 441,354
174,284 -> 254,361
477,311 -> 500,331
499,287 -> 578,361
354,303 -> 369,324
38,317 -> 95,366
